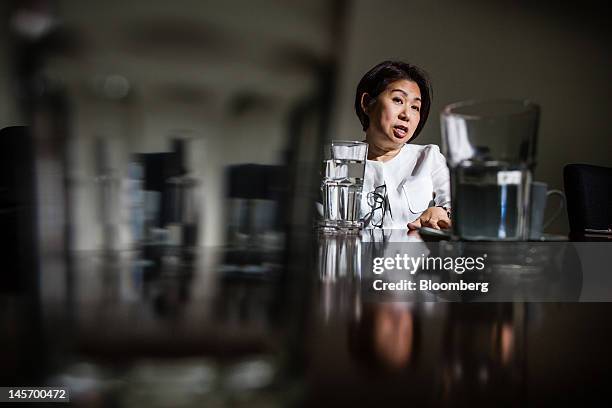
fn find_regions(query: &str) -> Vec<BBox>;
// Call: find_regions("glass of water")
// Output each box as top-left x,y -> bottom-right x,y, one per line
319,141 -> 368,233
441,100 -> 540,240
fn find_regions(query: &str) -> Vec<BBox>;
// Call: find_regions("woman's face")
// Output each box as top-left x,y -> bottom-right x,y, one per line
362,79 -> 422,150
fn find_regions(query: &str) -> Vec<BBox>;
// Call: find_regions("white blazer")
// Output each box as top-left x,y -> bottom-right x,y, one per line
360,144 -> 451,229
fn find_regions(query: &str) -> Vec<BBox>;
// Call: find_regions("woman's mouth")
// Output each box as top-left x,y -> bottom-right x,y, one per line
393,125 -> 408,139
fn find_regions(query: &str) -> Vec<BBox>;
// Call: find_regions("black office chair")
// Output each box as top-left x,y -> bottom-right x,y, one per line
226,164 -> 286,234
563,164 -> 612,238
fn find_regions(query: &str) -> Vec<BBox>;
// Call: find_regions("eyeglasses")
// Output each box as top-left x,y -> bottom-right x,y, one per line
365,184 -> 391,228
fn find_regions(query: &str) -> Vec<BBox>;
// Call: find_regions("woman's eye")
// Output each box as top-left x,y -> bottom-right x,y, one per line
392,97 -> 403,104
412,105 -> 420,112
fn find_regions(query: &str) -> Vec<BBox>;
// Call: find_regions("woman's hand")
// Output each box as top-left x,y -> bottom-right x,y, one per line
407,207 -> 451,230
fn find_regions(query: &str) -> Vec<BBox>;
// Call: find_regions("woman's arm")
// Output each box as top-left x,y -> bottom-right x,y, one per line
431,146 -> 451,209
407,146 -> 452,230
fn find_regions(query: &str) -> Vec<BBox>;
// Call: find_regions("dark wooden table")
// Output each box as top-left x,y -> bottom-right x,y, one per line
2,232 -> 611,406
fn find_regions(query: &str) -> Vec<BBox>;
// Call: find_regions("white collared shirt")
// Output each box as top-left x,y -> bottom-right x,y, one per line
360,144 -> 451,229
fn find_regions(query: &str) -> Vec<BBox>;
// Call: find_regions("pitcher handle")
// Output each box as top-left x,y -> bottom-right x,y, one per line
542,190 -> 565,230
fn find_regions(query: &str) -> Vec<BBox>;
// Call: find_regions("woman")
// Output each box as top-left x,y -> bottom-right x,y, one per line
355,60 -> 451,230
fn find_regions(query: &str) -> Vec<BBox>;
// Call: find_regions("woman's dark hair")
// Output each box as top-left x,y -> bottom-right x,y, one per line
354,60 -> 433,142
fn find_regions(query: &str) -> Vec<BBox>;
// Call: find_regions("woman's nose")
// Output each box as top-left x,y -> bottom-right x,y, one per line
398,107 -> 410,121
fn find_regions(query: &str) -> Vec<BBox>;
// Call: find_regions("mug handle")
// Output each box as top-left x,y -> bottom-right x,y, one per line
542,190 -> 565,230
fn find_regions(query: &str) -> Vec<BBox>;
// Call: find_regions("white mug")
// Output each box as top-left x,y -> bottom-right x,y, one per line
529,181 -> 565,240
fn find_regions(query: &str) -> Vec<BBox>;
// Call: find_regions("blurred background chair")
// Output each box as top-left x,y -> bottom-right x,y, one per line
563,164 -> 612,239
223,164 -> 285,271
226,164 -> 286,245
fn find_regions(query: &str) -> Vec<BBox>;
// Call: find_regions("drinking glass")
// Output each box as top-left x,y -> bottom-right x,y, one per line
441,100 -> 539,240
319,141 -> 368,233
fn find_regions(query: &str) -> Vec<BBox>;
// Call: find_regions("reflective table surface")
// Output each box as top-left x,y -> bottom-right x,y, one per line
2,231 -> 611,406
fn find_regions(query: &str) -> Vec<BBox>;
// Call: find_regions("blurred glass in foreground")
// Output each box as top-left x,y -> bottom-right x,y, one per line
2,0 -> 341,405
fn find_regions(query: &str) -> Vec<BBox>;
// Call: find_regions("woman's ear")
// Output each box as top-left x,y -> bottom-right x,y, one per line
360,93 -> 372,115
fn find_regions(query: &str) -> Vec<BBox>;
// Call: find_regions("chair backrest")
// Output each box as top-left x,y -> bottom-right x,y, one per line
563,163 -> 612,233
226,164 -> 283,200
226,164 -> 286,236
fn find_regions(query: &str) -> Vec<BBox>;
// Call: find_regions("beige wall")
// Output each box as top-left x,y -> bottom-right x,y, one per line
331,0 -> 611,234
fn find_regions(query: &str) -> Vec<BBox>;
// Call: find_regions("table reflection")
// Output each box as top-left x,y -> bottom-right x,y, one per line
308,230 -> 592,405
43,244 -> 297,407
1,228 -> 610,406
348,302 -> 420,371
438,304 -> 525,406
